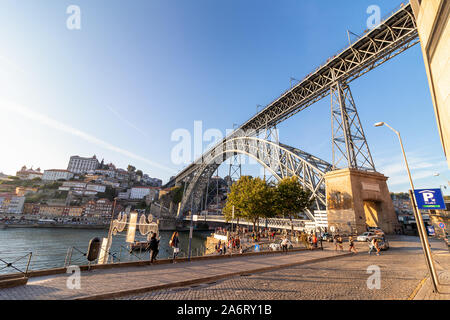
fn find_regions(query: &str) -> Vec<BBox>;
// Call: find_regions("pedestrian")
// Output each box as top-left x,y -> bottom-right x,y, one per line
281,237 -> 289,254
333,234 -> 339,251
312,234 -> 318,249
368,238 -> 380,255
149,232 -> 160,263
169,231 -> 180,262
319,234 -> 323,250
301,232 -> 309,249
337,235 -> 344,251
374,238 -> 381,256
348,236 -> 357,254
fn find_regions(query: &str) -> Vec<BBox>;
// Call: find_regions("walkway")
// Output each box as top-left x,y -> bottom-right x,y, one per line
0,248 -> 349,300
118,236 -> 450,300
412,246 -> 450,300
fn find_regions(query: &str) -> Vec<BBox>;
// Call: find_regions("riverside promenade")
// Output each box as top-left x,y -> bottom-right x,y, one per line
0,236 -> 448,300
0,247 -> 349,300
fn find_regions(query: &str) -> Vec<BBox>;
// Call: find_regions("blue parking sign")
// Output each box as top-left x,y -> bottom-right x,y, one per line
414,188 -> 446,210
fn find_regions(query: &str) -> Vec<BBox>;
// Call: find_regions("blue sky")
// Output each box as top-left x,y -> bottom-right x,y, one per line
0,0 -> 448,194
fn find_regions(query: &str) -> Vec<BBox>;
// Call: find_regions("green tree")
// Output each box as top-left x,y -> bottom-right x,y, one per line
171,185 -> 184,204
136,170 -> 143,177
97,186 -> 116,201
223,176 -> 276,232
274,176 -> 313,233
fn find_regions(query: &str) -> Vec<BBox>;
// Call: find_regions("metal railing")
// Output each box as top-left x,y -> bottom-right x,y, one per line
0,252 -> 32,277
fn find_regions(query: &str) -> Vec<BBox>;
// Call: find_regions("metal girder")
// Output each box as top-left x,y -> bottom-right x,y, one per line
331,82 -> 375,171
166,3 -> 418,187
176,137 -> 333,221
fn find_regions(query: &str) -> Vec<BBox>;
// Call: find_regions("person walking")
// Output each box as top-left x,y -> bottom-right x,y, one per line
333,234 -> 338,251
348,236 -> 357,254
281,237 -> 289,254
337,234 -> 344,251
169,231 -> 180,262
374,238 -> 381,256
149,232 -> 160,263
368,237 -> 380,255
312,234 -> 318,249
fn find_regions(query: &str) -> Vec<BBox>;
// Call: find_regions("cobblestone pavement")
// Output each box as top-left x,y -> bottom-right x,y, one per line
118,236 -> 450,300
413,249 -> 450,300
0,247 -> 346,300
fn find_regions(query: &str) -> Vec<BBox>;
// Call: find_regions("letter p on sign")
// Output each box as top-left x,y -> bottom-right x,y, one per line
423,192 -> 434,202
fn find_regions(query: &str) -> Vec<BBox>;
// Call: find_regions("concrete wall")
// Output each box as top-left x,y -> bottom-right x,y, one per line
411,0 -> 450,168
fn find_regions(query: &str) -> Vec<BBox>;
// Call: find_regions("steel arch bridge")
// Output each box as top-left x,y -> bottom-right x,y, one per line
177,136 -> 333,221
164,3 -> 419,225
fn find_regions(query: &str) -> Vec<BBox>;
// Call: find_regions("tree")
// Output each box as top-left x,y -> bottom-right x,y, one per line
97,186 -> 116,202
136,170 -> 143,177
223,176 -> 276,232
127,165 -> 136,173
274,176 -> 313,233
171,185 -> 184,204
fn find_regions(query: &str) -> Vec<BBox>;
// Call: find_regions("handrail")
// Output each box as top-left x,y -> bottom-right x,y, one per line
0,252 -> 32,278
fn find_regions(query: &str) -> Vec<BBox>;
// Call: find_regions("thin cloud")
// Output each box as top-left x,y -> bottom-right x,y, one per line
1,100 -> 176,174
106,106 -> 149,137
0,55 -> 26,74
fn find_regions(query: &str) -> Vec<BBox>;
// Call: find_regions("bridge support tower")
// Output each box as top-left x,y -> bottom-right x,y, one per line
325,168 -> 399,235
327,82 -> 399,234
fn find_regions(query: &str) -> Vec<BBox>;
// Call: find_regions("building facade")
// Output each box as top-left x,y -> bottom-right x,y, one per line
411,0 -> 450,168
67,155 -> 100,174
15,166 -> 43,180
15,187 -> 38,197
38,205 -> 66,216
130,187 -> 159,200
84,198 -> 113,217
42,169 -> 74,181
0,194 -> 25,214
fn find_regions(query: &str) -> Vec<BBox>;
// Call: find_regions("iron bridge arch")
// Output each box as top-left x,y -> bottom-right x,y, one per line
177,137 -> 333,221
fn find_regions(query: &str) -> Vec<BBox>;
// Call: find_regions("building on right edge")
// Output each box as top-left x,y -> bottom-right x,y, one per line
410,0 -> 450,168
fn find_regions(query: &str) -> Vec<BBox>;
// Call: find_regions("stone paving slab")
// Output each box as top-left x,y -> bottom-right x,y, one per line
0,249 -> 349,300
413,250 -> 450,300
117,236 -> 450,300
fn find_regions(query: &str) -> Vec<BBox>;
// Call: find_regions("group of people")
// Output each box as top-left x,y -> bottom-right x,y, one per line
147,231 -> 181,264
215,236 -> 242,254
147,228 -> 383,263
332,234 -> 381,256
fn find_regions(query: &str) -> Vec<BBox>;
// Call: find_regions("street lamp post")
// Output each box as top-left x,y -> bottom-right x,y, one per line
374,122 -> 441,292
187,214 -> 197,261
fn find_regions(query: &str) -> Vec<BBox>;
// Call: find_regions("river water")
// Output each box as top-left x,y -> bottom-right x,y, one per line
0,227 -> 212,275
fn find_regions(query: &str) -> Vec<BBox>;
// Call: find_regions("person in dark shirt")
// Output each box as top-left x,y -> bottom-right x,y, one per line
149,233 -> 160,263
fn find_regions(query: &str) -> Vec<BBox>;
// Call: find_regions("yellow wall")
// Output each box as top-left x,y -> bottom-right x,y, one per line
412,0 -> 450,168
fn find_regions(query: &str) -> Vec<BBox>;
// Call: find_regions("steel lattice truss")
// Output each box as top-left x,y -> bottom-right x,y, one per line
168,3 -> 418,186
331,82 -> 376,171
177,137 -> 333,220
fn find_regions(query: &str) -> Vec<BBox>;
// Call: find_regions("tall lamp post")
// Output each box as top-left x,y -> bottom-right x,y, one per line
187,214 -> 197,261
374,122 -> 440,292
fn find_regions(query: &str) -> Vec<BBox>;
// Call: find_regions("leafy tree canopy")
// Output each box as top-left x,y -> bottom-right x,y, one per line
223,176 -> 276,231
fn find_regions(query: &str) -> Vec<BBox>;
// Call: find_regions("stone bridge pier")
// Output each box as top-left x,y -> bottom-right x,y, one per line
325,168 -> 400,235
